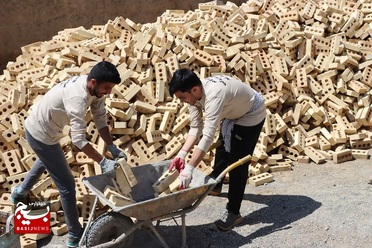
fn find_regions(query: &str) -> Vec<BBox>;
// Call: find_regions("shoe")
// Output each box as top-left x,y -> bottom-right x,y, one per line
209,186 -> 222,196
10,185 -> 29,204
215,211 -> 243,231
66,233 -> 82,247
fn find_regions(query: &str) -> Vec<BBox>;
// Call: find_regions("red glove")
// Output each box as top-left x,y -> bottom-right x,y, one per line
169,150 -> 187,172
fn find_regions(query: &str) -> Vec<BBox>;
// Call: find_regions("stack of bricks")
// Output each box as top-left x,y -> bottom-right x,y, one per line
1,0 -> 372,240
102,158 -> 138,207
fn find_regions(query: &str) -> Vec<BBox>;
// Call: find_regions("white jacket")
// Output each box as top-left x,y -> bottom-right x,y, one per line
25,75 -> 108,149
188,75 -> 266,153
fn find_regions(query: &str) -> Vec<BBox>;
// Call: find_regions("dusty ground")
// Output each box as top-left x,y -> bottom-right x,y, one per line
37,152 -> 372,248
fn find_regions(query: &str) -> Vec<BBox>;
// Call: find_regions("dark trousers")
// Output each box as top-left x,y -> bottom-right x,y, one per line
211,119 -> 265,215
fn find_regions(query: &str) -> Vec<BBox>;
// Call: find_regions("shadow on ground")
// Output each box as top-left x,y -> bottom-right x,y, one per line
37,193 -> 321,247
129,193 -> 322,248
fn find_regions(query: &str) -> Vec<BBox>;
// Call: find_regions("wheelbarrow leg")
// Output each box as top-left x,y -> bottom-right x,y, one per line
153,213 -> 187,248
79,195 -> 99,247
146,221 -> 170,248
181,213 -> 186,248
6,214 -> 14,233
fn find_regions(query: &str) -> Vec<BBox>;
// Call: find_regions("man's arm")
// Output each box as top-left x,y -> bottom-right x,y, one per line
81,143 -> 104,163
65,96 -> 104,163
98,126 -> 113,145
188,147 -> 206,168
180,134 -> 198,153
82,142 -> 119,174
180,134 -> 205,167
91,98 -> 126,159
98,126 -> 127,159
176,134 -> 206,188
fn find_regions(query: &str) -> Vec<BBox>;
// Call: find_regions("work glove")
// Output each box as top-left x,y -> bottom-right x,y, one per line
169,150 -> 187,172
107,144 -> 127,160
99,157 -> 118,174
179,164 -> 194,189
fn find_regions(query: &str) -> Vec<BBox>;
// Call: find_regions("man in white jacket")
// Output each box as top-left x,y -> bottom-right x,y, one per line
10,61 -> 126,247
169,68 -> 266,231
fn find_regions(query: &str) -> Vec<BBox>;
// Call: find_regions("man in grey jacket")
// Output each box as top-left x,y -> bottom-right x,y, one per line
10,61 -> 126,247
169,68 -> 266,231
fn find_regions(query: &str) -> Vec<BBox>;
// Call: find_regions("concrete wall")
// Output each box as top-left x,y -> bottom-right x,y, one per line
0,0 -> 247,71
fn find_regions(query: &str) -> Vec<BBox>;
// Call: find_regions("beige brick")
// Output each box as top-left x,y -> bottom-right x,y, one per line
248,172 -> 274,186
153,169 -> 179,193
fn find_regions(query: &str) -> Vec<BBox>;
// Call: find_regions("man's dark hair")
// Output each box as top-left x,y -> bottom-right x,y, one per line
169,68 -> 202,97
87,61 -> 121,84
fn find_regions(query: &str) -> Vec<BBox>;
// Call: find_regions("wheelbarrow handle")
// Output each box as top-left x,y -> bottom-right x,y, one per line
215,155 -> 251,183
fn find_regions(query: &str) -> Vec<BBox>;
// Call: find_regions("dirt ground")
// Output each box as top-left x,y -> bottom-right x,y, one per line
37,152 -> 372,248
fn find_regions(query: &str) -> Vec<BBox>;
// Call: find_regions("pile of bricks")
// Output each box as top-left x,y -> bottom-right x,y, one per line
1,0 -> 372,242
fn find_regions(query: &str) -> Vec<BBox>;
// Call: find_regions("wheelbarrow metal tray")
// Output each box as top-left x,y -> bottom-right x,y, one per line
83,160 -> 217,220
0,211 -> 20,248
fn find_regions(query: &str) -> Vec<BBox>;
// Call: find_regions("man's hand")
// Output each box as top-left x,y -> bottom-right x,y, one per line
99,158 -> 118,173
179,164 -> 194,189
107,144 -> 127,160
169,150 -> 187,172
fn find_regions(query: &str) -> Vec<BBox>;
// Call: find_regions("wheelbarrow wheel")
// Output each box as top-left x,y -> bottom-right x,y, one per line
85,212 -> 134,247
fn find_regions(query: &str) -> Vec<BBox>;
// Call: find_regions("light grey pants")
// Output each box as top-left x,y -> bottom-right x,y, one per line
20,129 -> 82,237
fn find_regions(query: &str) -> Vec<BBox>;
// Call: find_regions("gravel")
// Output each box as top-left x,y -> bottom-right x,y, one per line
39,153 -> 372,248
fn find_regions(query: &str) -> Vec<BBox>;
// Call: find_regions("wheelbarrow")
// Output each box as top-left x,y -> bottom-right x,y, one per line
0,211 -> 20,248
80,155 -> 251,248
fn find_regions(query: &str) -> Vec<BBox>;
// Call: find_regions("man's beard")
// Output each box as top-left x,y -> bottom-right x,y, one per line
93,86 -> 102,98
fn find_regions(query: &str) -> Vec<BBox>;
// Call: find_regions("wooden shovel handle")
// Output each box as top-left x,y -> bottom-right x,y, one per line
215,155 -> 251,183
